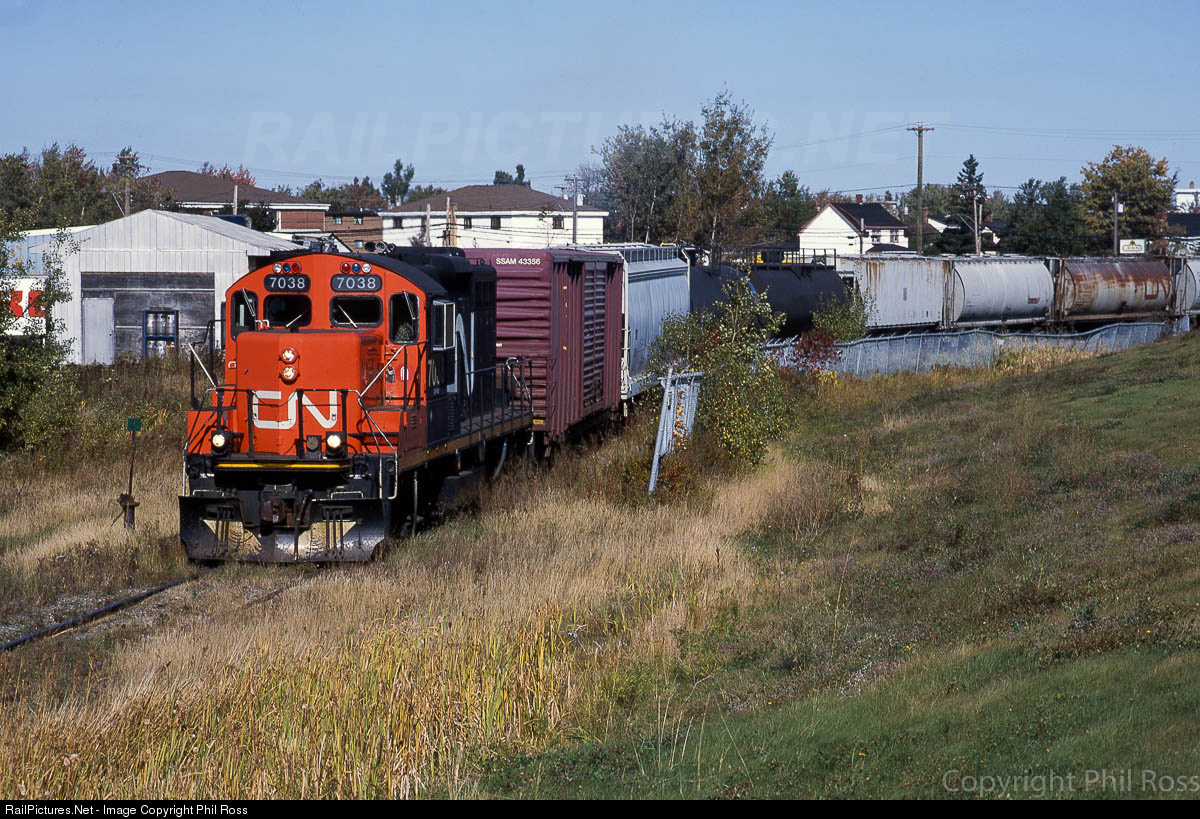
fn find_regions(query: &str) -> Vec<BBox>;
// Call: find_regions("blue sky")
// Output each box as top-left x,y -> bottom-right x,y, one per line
2,0 -> 1198,197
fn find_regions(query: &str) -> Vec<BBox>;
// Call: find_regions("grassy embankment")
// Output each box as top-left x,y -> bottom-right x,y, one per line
1,336 -> 1199,798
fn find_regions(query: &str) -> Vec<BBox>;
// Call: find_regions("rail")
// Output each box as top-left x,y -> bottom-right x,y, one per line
1,573 -> 207,651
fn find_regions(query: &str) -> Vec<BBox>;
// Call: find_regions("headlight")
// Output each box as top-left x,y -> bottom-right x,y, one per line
280,347 -> 297,364
210,430 -> 229,453
281,365 -> 298,383
325,432 -> 344,454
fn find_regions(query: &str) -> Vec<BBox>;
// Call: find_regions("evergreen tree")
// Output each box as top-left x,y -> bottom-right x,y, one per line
954,154 -> 987,216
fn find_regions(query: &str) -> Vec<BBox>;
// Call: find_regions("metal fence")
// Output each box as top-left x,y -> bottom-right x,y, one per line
764,321 -> 1175,378
648,368 -> 702,494
649,321 -> 1177,492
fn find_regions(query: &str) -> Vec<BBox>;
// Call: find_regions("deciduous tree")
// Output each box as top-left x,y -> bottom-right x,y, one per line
678,92 -> 773,254
1080,145 -> 1175,244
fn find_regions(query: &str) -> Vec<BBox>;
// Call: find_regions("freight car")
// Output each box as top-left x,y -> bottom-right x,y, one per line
179,248 -> 534,562
691,262 -> 848,337
568,243 -> 690,399
1170,257 -> 1200,318
463,248 -> 623,450
1050,258 -> 1174,323
689,264 -> 740,314
749,263 -> 848,336
838,254 -> 1177,333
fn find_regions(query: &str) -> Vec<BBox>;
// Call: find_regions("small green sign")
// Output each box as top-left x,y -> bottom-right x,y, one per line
127,417 -> 142,433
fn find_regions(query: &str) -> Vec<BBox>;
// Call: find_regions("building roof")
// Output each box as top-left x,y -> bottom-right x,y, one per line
385,184 -> 602,214
60,209 -> 299,255
144,170 -> 325,208
1168,213 -> 1200,237
867,243 -> 913,253
829,202 -> 907,231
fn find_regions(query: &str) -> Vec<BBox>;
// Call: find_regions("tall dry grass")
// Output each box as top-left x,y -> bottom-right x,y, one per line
0,356 -> 193,624
0,427 -> 793,797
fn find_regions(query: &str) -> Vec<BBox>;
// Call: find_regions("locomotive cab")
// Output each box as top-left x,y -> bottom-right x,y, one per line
179,249 -> 531,563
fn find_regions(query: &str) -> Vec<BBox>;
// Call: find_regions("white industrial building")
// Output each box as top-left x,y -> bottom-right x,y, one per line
381,185 -> 606,248
22,210 -> 296,364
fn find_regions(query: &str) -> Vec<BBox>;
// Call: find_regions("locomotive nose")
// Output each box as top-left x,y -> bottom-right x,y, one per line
235,332 -> 369,392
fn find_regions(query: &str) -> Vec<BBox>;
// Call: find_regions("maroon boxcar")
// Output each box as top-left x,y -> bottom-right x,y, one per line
464,248 -> 623,444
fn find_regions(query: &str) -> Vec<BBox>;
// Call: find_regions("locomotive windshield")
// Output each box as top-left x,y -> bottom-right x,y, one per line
263,294 -> 312,328
330,295 -> 382,328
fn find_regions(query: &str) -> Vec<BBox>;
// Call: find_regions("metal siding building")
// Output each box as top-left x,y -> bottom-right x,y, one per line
37,210 -> 295,363
571,244 -> 690,399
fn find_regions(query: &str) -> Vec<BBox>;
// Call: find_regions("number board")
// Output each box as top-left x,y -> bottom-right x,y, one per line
331,274 -> 382,292
265,274 -> 310,292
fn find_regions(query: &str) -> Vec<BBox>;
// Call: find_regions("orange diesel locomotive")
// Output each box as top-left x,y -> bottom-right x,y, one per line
180,248 -> 532,562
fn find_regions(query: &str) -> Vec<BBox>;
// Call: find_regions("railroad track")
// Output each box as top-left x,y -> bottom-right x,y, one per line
0,573 -> 208,652
0,568 -> 312,652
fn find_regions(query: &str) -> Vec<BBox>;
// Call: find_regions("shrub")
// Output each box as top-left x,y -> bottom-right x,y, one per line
812,287 -> 872,342
650,272 -> 793,468
0,218 -> 75,450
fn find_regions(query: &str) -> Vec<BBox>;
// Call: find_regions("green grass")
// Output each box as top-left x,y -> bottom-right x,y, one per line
486,645 -> 1200,799
482,332 -> 1200,799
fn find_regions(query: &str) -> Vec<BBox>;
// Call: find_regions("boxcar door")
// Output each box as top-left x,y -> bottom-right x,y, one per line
581,261 -> 607,414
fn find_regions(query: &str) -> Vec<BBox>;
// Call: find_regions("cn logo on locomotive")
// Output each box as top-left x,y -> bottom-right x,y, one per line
251,390 -> 339,430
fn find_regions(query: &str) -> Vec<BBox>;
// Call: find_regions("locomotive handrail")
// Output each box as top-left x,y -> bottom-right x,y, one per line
347,390 -> 400,500
363,345 -> 407,398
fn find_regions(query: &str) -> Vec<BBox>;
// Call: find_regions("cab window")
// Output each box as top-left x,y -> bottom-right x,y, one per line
330,295 -> 382,328
263,294 -> 312,328
230,290 -> 258,337
389,292 -> 419,343
431,300 -> 456,350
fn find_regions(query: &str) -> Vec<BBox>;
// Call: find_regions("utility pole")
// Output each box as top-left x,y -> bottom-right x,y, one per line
859,218 -> 865,254
908,123 -> 934,254
123,177 -> 131,219
571,176 -> 579,243
560,176 -> 581,242
444,197 -> 458,247
1112,191 -> 1120,255
973,192 -> 982,256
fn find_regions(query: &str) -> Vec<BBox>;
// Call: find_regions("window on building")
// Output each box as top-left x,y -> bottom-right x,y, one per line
333,216 -> 343,225
330,295 -> 382,328
354,216 -> 364,225
463,216 -> 473,229
263,294 -> 312,328
552,216 -> 564,230
393,217 -> 404,229
389,292 -> 420,343
490,216 -> 502,230
354,240 -> 364,248
891,230 -> 900,244
143,310 -> 178,358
